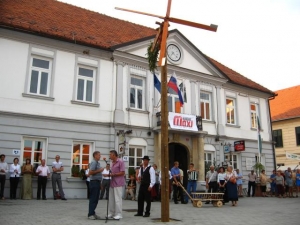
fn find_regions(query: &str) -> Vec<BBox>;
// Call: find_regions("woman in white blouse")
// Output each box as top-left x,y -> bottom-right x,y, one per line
225,165 -> 238,206
10,158 -> 21,199
217,167 -> 226,203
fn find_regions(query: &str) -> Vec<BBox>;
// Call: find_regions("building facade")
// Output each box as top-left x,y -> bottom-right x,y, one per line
270,85 -> 300,170
0,0 -> 276,197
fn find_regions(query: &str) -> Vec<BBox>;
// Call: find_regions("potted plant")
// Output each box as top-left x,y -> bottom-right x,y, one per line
253,162 -> 265,174
71,165 -> 80,177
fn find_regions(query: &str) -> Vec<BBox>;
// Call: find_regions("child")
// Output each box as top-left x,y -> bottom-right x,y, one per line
126,175 -> 136,200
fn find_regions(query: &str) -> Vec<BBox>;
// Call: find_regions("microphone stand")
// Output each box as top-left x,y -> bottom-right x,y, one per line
98,159 -> 115,223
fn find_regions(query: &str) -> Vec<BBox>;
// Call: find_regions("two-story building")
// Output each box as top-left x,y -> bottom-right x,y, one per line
270,85 -> 300,171
0,0 -> 276,198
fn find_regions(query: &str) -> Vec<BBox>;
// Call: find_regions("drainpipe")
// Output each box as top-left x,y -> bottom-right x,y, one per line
268,94 -> 278,170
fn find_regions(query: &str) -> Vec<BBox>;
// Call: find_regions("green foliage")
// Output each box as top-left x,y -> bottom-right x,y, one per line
146,43 -> 159,73
253,162 -> 265,173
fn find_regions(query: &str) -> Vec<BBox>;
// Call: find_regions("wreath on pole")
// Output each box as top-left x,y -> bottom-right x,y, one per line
146,42 -> 160,73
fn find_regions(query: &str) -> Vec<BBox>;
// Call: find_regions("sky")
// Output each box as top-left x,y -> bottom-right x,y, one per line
59,0 -> 300,92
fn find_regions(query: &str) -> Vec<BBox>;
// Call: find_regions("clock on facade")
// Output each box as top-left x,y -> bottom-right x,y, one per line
166,43 -> 182,63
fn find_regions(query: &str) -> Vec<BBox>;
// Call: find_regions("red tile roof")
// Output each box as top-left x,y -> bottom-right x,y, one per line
270,85 -> 300,121
0,0 -> 274,95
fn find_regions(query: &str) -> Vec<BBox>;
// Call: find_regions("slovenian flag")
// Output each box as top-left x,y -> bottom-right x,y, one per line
153,73 -> 161,93
167,73 -> 184,106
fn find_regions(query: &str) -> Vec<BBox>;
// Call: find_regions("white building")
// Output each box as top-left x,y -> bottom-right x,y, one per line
0,0 -> 275,198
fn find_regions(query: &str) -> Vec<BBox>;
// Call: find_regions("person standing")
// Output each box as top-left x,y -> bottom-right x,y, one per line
171,161 -> 186,204
36,159 -> 50,200
9,158 -> 21,199
85,165 -> 90,199
88,151 -> 104,220
236,169 -> 243,197
152,164 -> 160,201
270,170 -> 277,197
247,170 -> 257,197
274,170 -> 285,198
217,167 -> 227,204
205,165 -> 218,204
284,167 -> 293,197
260,170 -> 268,197
135,166 -> 141,201
0,154 -> 9,200
185,163 -> 198,203
134,156 -> 155,217
100,163 -> 111,200
108,150 -> 125,220
225,165 -> 238,206
52,155 -> 67,200
21,158 -> 33,199
295,169 -> 300,198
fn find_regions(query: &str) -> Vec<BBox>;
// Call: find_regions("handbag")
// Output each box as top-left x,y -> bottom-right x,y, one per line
229,175 -> 236,184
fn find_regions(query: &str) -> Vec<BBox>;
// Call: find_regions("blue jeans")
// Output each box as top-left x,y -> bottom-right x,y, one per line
88,180 -> 101,216
185,180 -> 197,202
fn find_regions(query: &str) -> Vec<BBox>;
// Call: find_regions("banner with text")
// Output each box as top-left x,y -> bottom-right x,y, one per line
286,152 -> 300,160
169,112 -> 198,131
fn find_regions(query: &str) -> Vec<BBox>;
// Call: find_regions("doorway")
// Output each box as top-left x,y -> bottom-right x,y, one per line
168,142 -> 189,188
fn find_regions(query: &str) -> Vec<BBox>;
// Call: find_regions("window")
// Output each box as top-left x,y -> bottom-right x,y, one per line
28,57 -> 52,96
204,152 -> 214,174
22,138 -> 46,171
250,103 -> 258,128
76,66 -> 96,102
273,129 -> 283,147
72,142 -> 92,176
168,88 -> 182,113
226,98 -> 236,125
128,146 -> 144,171
130,76 -> 144,109
225,154 -> 238,169
200,92 -> 211,120
295,127 -> 300,146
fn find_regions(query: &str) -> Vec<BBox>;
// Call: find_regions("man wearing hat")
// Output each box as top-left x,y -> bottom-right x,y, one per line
134,156 -> 155,217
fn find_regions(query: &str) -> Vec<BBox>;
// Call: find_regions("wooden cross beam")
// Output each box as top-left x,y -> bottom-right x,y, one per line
116,0 -> 217,222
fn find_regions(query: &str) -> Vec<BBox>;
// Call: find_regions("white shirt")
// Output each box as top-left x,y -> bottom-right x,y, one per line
85,169 -> 90,182
0,161 -> 9,175
159,170 -> 172,185
138,165 -> 156,188
9,164 -> 21,177
217,173 -> 226,182
52,161 -> 63,173
102,168 -> 111,180
36,165 -> 50,176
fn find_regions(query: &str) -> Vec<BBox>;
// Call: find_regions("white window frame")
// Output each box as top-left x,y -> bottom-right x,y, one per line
129,75 -> 145,110
168,88 -> 182,113
76,65 -> 96,103
226,98 -> 236,125
128,146 -> 144,171
204,152 -> 215,166
28,56 -> 52,96
200,91 -> 212,121
21,137 -> 47,171
71,142 -> 93,176
225,153 -> 240,170
250,103 -> 259,129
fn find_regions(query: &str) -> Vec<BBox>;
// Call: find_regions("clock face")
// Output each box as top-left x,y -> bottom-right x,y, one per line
167,44 -> 182,62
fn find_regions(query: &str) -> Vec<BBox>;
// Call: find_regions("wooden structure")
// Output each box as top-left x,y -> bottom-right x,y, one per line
116,0 -> 217,222
191,192 -> 224,208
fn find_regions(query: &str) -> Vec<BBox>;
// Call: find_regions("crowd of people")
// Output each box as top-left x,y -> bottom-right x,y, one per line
1,151 -> 300,221
0,154 -> 67,201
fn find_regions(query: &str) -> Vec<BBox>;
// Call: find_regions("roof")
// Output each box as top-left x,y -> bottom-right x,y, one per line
0,0 -> 274,95
0,0 -> 156,49
270,85 -> 300,121
207,57 -> 274,95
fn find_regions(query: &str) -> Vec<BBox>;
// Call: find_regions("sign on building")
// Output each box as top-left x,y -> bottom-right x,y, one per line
168,112 -> 198,131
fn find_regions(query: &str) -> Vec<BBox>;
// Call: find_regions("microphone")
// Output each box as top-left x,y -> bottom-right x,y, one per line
103,157 -> 108,164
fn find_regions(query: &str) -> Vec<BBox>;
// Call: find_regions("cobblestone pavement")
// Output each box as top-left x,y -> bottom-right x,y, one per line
0,196 -> 299,225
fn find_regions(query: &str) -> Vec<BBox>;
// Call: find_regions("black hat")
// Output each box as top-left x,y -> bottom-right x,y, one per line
142,155 -> 150,161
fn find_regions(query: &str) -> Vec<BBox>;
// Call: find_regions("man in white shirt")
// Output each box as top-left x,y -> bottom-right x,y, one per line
52,155 -> 66,200
134,156 -> 155,217
0,154 -> 9,200
100,163 -> 111,200
36,159 -> 50,200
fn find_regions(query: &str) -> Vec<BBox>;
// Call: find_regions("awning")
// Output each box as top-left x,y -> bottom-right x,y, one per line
276,165 -> 299,171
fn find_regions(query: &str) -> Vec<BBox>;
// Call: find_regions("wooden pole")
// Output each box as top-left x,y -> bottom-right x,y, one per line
160,52 -> 169,222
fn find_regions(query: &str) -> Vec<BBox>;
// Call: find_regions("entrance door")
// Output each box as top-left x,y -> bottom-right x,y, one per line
168,143 -> 189,188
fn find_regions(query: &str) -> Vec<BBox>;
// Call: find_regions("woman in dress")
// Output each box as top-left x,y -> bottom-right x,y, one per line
217,167 -> 227,204
225,165 -> 238,206
260,170 -> 268,197
274,170 -> 285,198
21,158 -> 33,199
10,158 -> 21,199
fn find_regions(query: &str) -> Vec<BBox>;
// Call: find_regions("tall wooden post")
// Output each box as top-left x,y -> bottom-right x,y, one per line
160,57 -> 169,222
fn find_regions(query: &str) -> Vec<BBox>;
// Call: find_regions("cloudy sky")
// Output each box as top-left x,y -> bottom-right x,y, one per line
59,0 -> 300,92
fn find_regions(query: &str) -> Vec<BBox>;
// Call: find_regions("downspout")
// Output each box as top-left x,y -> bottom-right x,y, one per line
268,93 -> 278,170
